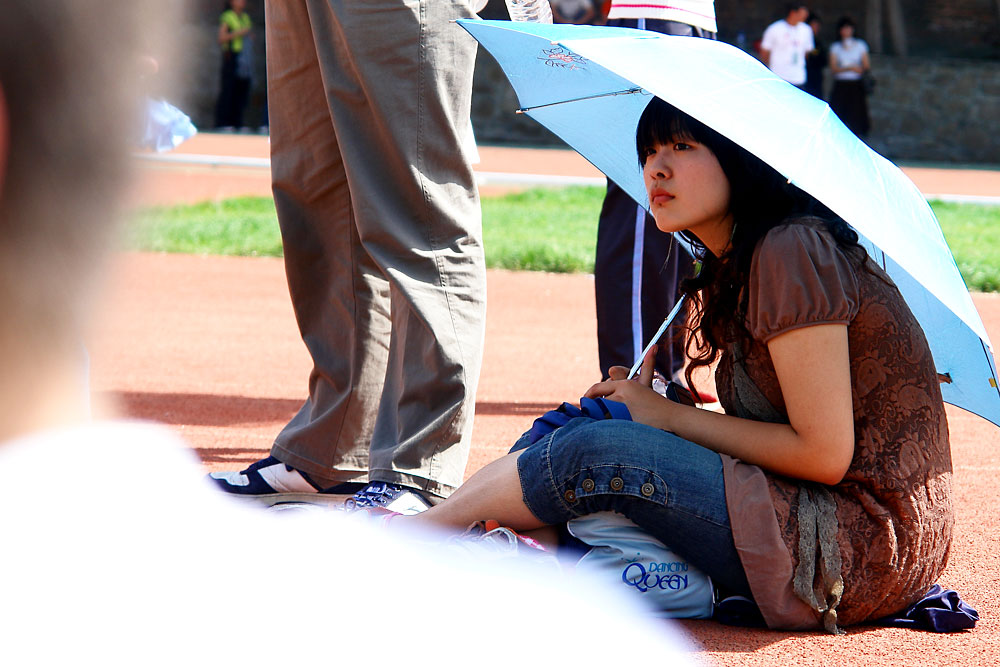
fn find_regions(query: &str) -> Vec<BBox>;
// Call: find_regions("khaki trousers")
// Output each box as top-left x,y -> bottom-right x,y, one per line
265,0 -> 485,497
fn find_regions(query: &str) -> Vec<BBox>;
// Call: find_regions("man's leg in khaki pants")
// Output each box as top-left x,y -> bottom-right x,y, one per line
213,0 -> 485,502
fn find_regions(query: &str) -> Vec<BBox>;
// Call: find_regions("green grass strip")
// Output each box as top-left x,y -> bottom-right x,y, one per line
128,198 -> 284,257
481,186 -> 601,273
126,188 -> 1000,292
930,200 -> 1000,293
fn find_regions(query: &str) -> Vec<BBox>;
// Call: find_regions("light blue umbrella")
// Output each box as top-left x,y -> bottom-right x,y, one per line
459,19 -> 1000,427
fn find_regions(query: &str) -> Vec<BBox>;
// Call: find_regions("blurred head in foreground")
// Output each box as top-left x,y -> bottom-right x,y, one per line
0,2 -> 156,440
0,8 -> 703,665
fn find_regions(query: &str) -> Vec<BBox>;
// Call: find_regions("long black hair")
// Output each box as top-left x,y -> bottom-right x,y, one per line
635,97 -> 869,393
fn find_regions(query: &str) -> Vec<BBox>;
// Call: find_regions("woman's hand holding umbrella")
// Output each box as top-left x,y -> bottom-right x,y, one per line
584,345 -> 678,429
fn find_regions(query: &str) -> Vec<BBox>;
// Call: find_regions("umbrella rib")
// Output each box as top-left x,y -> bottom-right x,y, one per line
518,87 -> 644,113
983,339 -> 1000,399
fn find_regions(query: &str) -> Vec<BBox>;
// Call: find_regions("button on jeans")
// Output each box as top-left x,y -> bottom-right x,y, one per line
512,417 -> 752,596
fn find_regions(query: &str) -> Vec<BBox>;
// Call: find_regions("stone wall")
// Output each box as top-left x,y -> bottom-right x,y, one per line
171,0 -> 999,164
715,0 -> 1000,59
470,48 -> 1000,165
481,0 -> 1000,59
866,55 -> 1000,163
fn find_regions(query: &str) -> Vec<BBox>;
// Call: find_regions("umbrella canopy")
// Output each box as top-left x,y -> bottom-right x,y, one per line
459,19 -> 1000,427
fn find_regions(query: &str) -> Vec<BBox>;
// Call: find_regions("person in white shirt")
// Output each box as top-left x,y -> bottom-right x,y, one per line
760,4 -> 814,86
828,15 -> 872,137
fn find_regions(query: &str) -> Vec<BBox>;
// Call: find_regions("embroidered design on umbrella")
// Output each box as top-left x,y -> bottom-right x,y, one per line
538,46 -> 587,70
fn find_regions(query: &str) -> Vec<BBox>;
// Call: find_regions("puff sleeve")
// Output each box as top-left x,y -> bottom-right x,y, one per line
747,222 -> 861,343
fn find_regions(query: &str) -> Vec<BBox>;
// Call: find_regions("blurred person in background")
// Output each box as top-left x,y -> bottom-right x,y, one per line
214,0 -> 253,131
829,16 -> 871,138
760,4 -> 813,88
802,11 -> 825,99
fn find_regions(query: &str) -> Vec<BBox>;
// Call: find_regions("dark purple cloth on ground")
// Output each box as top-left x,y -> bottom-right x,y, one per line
873,585 -> 978,632
715,585 -> 978,632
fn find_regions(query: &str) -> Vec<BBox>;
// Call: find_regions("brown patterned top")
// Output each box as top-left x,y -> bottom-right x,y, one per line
715,220 -> 953,629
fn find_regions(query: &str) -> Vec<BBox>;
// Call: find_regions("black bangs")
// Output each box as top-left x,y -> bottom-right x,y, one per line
635,97 -> 721,166
634,95 -> 826,225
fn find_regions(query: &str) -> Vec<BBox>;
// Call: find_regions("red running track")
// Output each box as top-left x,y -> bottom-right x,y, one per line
95,135 -> 1000,665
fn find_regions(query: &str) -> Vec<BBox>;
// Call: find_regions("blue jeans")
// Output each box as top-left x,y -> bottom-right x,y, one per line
512,418 -> 752,596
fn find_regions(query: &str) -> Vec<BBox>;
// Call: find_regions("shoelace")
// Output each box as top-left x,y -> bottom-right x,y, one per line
344,482 -> 400,510
447,521 -> 520,555
478,527 -> 520,551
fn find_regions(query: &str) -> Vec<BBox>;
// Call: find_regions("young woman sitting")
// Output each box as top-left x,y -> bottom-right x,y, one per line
401,96 -> 954,633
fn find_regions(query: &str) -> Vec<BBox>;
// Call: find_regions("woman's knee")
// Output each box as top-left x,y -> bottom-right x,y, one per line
547,418 -> 703,475
546,420 -> 728,520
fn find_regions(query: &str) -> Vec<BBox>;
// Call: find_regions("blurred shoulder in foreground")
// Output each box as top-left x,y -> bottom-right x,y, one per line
0,3 -> 695,664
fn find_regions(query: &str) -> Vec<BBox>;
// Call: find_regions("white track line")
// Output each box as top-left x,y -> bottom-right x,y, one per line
134,152 -> 271,169
134,153 -> 1000,204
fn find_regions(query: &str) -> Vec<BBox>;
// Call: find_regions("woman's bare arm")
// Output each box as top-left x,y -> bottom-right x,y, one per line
585,323 -> 855,485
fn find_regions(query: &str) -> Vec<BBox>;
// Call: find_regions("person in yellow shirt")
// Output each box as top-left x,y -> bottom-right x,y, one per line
214,0 -> 253,130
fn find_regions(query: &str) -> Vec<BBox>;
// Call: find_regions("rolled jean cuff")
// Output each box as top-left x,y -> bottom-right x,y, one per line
515,428 -> 579,525
514,417 -> 730,529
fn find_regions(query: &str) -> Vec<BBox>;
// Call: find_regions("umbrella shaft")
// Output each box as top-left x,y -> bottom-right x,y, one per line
627,295 -> 687,380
